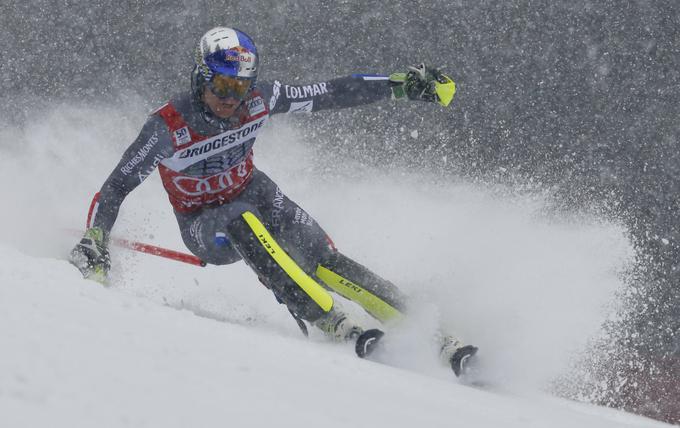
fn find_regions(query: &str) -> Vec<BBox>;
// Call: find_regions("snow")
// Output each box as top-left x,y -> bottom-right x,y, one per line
0,244 -> 669,428
0,103 -> 669,427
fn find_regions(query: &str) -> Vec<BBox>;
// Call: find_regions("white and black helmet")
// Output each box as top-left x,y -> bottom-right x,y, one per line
191,27 -> 259,100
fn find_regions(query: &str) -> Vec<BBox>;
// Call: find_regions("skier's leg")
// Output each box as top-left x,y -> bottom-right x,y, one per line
211,170 -> 371,339
226,209 -> 367,340
315,252 -> 408,324
240,171 -> 407,332
237,170 -> 406,320
174,208 -> 242,265
224,208 -> 334,322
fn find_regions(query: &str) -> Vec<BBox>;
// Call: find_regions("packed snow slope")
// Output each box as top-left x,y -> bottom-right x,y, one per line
0,103 -> 666,427
0,244 -> 670,428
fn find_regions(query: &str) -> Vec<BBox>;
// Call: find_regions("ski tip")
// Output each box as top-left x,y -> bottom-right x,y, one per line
355,329 -> 385,359
451,345 -> 479,377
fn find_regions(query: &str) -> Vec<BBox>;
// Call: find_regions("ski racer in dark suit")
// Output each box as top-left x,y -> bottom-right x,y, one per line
69,27 -> 477,376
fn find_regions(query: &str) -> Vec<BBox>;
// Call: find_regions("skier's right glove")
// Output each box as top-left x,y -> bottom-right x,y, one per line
69,227 -> 110,284
389,63 -> 456,107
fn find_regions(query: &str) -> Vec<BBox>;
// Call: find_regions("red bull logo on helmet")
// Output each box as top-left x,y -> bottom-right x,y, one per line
224,46 -> 253,63
203,47 -> 257,79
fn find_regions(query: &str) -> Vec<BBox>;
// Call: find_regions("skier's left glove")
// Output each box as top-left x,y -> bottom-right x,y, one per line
389,63 -> 456,107
69,227 -> 110,285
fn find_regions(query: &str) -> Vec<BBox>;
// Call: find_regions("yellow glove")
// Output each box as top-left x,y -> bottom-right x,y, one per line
389,63 -> 456,107
69,227 -> 110,284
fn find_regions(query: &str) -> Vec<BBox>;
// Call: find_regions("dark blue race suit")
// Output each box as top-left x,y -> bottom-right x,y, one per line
92,75 -> 407,322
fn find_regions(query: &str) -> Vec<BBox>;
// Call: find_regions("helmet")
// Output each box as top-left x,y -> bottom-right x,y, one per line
192,27 -> 259,101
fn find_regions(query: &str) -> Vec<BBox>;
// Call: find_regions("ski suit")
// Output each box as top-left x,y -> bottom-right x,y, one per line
91,75 -> 408,323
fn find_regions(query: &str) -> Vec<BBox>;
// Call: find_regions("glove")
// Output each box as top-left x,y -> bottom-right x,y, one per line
389,63 -> 456,107
69,227 -> 110,284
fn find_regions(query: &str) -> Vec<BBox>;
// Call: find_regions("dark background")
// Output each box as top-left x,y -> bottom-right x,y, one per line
2,0 -> 679,422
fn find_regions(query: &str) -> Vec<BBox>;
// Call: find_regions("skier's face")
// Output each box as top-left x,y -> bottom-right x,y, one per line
202,88 -> 241,119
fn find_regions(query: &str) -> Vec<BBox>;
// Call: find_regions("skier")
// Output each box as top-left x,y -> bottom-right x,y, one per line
69,27 -> 478,376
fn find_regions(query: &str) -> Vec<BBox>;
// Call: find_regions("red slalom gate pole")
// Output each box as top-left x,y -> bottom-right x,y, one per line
75,192 -> 206,267
109,236 -> 206,267
66,227 -> 206,267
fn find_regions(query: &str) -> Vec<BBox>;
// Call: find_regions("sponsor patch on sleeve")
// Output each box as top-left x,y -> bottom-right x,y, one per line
269,81 -> 282,110
284,83 -> 329,99
288,101 -> 314,113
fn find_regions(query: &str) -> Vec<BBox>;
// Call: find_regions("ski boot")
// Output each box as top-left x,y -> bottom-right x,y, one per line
314,307 -> 386,358
313,306 -> 364,342
439,335 -> 479,377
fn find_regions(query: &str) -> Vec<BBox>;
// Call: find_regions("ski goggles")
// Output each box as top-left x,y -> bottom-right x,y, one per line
207,74 -> 253,99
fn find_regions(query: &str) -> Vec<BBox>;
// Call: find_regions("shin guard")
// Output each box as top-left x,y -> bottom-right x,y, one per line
315,253 -> 406,323
228,211 -> 334,321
